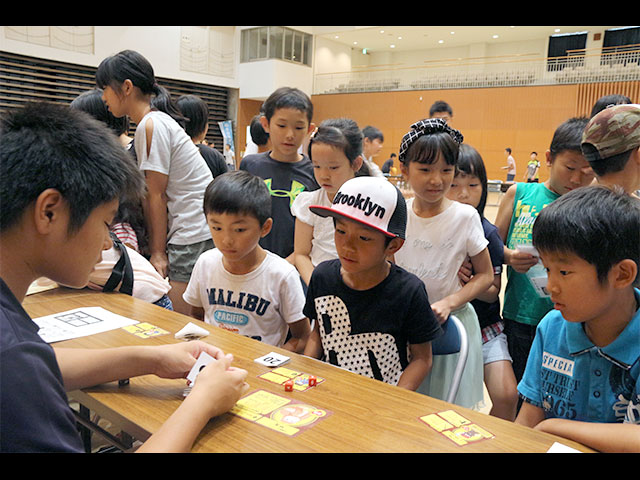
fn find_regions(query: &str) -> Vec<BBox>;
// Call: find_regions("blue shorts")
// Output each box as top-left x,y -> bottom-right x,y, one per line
153,294 -> 174,310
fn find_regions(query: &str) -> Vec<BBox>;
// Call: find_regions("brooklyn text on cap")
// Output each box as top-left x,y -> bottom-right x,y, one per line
309,176 -> 407,239
582,103 -> 640,162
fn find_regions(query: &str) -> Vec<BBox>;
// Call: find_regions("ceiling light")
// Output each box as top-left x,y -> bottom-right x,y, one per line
450,31 -> 455,35
554,28 -> 561,33
390,44 -> 396,48
353,41 -> 358,45
438,40 -> 444,44
398,36 -> 402,40
380,30 -> 384,34
492,34 -> 499,39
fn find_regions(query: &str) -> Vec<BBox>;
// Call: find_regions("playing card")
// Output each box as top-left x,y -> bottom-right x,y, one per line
186,351 -> 215,384
254,352 -> 291,367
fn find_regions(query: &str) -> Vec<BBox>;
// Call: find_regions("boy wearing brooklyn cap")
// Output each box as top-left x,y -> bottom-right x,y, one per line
582,103 -> 640,196
302,176 -> 442,390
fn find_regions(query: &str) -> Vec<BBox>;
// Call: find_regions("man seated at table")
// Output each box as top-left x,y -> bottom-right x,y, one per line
0,102 -> 248,453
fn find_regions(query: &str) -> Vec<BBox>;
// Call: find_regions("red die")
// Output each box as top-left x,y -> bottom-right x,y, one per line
308,375 -> 317,387
284,380 -> 293,392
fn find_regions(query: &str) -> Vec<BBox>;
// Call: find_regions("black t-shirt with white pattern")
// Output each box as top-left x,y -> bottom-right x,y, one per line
304,259 -> 442,385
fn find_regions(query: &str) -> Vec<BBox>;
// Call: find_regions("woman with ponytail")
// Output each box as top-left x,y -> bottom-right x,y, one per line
97,50 -> 214,314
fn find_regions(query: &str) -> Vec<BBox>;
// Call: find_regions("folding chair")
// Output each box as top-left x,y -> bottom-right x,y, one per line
431,315 -> 469,404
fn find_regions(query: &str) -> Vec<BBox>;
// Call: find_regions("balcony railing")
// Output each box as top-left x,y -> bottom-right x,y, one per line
314,45 -> 640,95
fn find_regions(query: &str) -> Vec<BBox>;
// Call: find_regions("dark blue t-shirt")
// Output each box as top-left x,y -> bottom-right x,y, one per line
470,217 -> 504,330
0,278 -> 84,452
240,152 -> 318,258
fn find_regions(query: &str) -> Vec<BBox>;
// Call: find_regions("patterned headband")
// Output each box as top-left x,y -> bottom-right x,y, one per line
398,118 -> 464,162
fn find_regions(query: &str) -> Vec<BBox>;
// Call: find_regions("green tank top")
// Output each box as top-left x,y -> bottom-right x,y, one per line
502,182 -> 559,326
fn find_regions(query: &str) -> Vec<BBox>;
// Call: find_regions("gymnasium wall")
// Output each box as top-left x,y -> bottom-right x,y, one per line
239,80 -> 638,182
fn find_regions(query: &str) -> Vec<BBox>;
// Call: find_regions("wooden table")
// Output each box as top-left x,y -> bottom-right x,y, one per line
23,288 -> 594,453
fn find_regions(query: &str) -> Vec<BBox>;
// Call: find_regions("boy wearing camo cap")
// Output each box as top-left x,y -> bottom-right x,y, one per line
581,103 -> 640,195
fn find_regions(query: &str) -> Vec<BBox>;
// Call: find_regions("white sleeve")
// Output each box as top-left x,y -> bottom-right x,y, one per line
278,269 -> 307,324
136,114 -> 171,175
182,255 -> 205,307
290,191 -> 315,226
466,210 -> 489,257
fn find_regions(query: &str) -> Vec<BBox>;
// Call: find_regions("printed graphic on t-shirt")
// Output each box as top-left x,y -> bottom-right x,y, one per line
264,178 -> 307,207
313,294 -> 403,385
540,350 -> 638,423
206,287 -> 271,340
509,200 -> 552,247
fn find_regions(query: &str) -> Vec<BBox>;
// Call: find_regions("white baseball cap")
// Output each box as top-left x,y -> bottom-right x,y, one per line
310,176 -> 407,239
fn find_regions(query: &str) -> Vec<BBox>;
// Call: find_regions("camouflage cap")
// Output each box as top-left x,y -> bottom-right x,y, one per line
581,104 -> 640,162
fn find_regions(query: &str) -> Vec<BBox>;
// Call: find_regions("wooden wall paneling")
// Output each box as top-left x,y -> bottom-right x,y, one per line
575,81 -> 640,117
311,84 -> 582,182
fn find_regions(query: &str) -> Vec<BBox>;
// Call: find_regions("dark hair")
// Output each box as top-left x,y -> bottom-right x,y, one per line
585,148 -> 634,177
249,115 -> 269,146
203,170 -> 271,226
532,185 -> 640,284
0,102 -> 144,234
175,94 -> 209,139
70,89 -> 146,252
403,131 -> 460,166
262,87 -> 313,123
96,50 -> 186,126
429,100 -> 453,117
308,118 -> 363,166
456,144 -> 488,218
362,125 -> 384,142
505,147 -> 512,154
549,116 -> 589,161
70,88 -> 129,136
590,94 -> 632,118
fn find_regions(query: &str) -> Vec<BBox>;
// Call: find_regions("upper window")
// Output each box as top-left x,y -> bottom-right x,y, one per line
602,26 -> 640,65
547,31 -> 588,71
241,26 -> 312,66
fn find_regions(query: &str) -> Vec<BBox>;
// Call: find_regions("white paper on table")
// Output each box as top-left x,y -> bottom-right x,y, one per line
33,307 -> 139,343
547,441 -> 582,453
175,322 -> 210,341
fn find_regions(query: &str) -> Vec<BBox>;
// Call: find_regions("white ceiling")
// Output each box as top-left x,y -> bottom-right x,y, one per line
313,26 -> 630,53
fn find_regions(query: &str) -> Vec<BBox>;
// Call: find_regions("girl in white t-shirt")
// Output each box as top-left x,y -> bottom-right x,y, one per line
86,236 -> 172,309
394,118 -> 494,410
96,50 -> 213,314
291,118 -> 364,285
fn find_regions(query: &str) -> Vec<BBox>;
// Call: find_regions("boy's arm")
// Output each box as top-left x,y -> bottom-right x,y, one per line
397,342 -> 432,391
135,352 -> 249,452
293,218 -> 315,286
493,184 -> 537,273
190,306 -> 205,321
55,341 -> 225,391
532,418 -> 640,453
303,320 -> 323,358
494,183 -> 516,243
514,399 -> 546,428
281,317 -> 311,353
